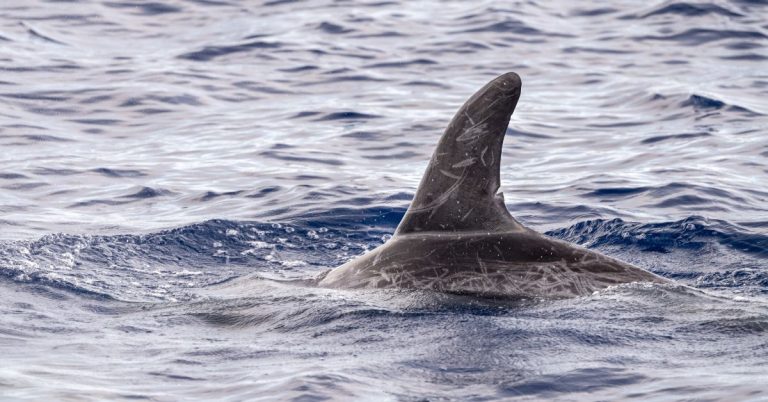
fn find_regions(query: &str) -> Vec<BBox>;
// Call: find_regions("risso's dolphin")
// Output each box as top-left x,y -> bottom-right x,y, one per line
318,72 -> 669,299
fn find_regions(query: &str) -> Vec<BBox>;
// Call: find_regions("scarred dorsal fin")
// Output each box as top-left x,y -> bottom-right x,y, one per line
396,72 -> 522,235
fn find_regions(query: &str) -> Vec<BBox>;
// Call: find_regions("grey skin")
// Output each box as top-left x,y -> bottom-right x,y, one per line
318,72 -> 669,299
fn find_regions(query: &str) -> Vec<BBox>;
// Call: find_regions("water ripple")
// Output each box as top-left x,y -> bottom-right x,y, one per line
0,0 -> 766,399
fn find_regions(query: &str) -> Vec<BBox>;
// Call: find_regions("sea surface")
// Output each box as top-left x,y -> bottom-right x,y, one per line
1,0 -> 767,400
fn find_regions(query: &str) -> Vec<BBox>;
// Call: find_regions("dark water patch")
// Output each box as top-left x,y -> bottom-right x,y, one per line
137,108 -> 172,115
115,325 -> 153,334
662,59 -> 689,65
295,175 -> 328,181
27,106 -> 77,116
588,121 -> 648,128
548,216 -> 768,257
123,187 -> 171,199
69,199 -> 132,208
69,118 -> 122,126
0,274 -> 115,302
317,22 -> 354,34
264,0 -> 301,6
246,186 -> 282,198
363,152 -> 420,160
0,63 -> 82,73
32,167 -> 80,176
91,168 -> 146,178
103,2 -> 183,15
583,186 -> 651,198
634,2 -> 744,18
726,41 -> 763,50
2,124 -> 46,130
350,30 -> 407,39
738,220 -> 768,229
636,28 -> 768,45
425,40 -> 492,53
2,182 -> 48,191
323,67 -> 353,75
292,111 -> 321,119
360,1 -> 399,6
80,95 -> 113,104
384,192 -> 413,202
178,41 -> 283,61
652,194 -> 711,208
359,141 -> 417,151
695,270 -> 768,293
500,367 -> 646,398
641,132 -> 711,144
366,59 -> 437,69
278,65 -> 318,73
654,183 -> 747,203
0,173 -> 27,180
260,151 -> 343,166
19,134 -> 73,143
152,94 -> 202,106
148,372 -> 203,382
689,317 -> 768,335
562,46 -> 634,54
682,94 -> 725,110
315,112 -> 381,121
166,71 -> 217,81
306,47 -> 378,60
290,206 -> 405,230
1,91 -> 69,102
198,190 -> 244,201
509,202 -> 615,224
452,18 -> 542,36
119,94 -> 203,107
302,74 -> 389,85
234,81 -> 292,94
403,80 -> 449,89
720,53 -> 767,61
551,327 -> 627,346
105,69 -> 133,75
570,7 -> 619,17
683,95 -> 760,115
0,327 -> 32,339
184,0 -> 234,6
243,34 -> 271,40
340,131 -> 384,141
21,22 -> 68,45
121,97 -> 146,107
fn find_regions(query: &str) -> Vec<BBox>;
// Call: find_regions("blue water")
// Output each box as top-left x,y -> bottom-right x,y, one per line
1,0 -> 767,400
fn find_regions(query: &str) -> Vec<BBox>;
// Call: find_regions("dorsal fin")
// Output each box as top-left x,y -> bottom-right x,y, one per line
396,72 -> 522,235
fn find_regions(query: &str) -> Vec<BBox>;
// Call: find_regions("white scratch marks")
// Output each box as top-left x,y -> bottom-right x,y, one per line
439,169 -> 461,179
452,158 -> 476,168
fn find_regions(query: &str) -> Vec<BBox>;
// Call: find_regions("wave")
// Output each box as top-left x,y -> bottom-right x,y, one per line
626,2 -> 744,19
547,216 -> 767,256
1,211 -> 765,301
178,40 -> 284,62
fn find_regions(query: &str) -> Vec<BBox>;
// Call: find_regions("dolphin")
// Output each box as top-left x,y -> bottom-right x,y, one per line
318,72 -> 669,299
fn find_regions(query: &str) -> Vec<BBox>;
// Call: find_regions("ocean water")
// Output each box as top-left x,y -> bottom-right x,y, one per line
1,0 -> 767,400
